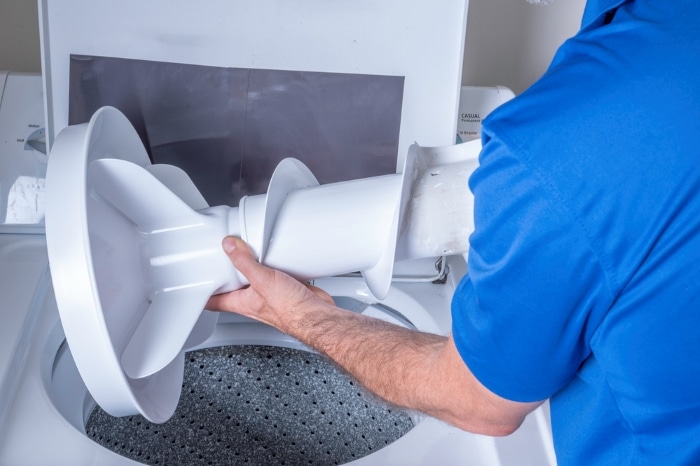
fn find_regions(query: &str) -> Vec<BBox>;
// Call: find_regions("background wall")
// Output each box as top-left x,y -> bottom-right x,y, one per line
463,0 -> 586,94
0,0 -> 585,94
0,0 -> 41,74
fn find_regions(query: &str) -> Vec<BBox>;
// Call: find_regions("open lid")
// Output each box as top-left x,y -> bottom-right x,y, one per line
39,0 -> 468,166
39,0 -> 470,422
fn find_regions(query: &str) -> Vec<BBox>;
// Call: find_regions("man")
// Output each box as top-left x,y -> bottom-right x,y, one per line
208,0 -> 700,463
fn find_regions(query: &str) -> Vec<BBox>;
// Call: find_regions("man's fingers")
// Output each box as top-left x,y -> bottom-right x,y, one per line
205,292 -> 233,312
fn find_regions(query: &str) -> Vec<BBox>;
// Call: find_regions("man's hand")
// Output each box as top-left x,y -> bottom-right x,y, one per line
206,236 -> 335,331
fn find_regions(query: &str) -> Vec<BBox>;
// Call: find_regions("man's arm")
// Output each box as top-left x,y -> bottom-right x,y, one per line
206,236 -> 542,436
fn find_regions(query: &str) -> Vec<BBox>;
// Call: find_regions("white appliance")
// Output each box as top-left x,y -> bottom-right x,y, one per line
0,1 -> 556,464
456,85 -> 515,143
0,72 -> 46,227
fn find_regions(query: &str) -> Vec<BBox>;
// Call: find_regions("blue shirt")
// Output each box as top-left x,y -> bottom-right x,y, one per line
452,0 -> 700,464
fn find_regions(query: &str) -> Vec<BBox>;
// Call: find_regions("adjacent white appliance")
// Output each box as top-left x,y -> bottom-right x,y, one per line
0,71 -> 46,227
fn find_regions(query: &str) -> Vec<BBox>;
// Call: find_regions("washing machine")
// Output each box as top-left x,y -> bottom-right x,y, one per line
0,2 -> 557,464
0,231 -> 556,466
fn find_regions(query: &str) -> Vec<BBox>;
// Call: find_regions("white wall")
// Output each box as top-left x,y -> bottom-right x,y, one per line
462,0 -> 586,94
0,0 -> 585,93
0,0 -> 41,74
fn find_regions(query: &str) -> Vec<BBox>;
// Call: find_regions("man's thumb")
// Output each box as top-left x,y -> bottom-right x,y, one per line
222,236 -> 238,255
221,236 -> 263,282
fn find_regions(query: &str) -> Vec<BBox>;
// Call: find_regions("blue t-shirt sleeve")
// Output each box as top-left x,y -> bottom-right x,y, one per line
452,128 -> 615,403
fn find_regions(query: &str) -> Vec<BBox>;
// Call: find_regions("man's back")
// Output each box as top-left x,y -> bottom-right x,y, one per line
451,0 -> 700,463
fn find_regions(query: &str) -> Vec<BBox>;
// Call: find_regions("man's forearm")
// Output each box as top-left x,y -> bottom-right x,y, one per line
272,301 -> 533,436
277,302 -> 446,414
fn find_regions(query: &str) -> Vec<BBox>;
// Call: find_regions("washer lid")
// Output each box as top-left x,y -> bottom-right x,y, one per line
39,0 -> 468,169
45,106 -> 218,423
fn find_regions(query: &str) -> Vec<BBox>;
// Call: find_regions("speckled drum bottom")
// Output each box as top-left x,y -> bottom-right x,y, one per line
85,345 -> 414,465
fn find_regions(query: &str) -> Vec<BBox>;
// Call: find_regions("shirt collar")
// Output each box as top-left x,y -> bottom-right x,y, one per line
581,0 -> 630,28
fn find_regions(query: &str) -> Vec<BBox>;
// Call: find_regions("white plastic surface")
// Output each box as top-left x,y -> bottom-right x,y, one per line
259,159 -> 319,261
45,106 -> 482,422
396,140 -> 481,260
45,107 -> 219,422
456,85 -> 515,143
0,234 -> 48,432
